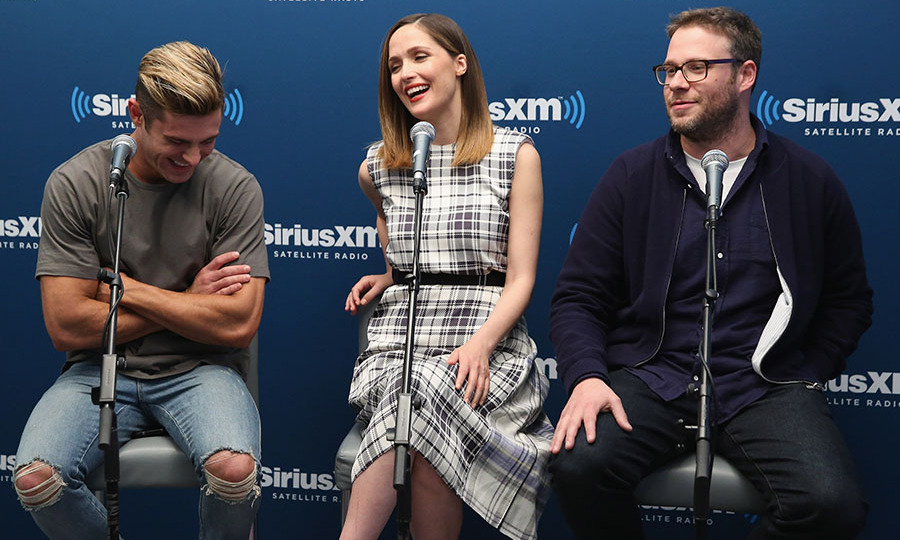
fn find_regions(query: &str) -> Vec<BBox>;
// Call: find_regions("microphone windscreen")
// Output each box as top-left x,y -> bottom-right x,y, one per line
409,121 -> 435,143
111,134 -> 137,155
700,149 -> 728,170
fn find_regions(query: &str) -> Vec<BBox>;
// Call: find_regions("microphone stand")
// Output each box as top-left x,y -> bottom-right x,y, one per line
689,201 -> 720,540
91,175 -> 130,540
393,168 -> 427,540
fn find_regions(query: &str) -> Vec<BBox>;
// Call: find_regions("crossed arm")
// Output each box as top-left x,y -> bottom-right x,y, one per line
40,251 -> 264,352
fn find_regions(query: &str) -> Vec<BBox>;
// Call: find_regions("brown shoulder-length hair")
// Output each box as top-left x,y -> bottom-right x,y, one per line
377,13 -> 494,169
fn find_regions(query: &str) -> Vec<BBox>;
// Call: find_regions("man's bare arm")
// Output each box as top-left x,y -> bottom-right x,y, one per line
40,276 -> 162,351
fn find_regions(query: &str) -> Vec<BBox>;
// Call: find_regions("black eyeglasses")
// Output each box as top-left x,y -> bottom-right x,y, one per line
652,59 -> 741,85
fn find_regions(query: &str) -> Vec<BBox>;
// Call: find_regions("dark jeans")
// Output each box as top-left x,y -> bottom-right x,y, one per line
549,370 -> 867,540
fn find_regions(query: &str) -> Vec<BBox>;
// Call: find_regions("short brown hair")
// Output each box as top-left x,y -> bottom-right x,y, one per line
135,41 -> 225,125
667,7 -> 761,81
377,13 -> 493,169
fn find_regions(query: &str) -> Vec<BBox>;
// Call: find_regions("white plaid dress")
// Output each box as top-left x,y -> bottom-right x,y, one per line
349,127 -> 553,540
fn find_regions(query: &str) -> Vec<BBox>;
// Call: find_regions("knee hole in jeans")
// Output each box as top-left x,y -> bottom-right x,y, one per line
14,460 -> 66,510
203,450 -> 259,503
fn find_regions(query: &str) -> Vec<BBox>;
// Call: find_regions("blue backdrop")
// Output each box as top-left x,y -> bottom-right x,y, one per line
1,0 -> 897,538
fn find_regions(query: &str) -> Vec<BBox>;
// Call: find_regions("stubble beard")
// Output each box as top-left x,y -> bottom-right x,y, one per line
667,78 -> 741,145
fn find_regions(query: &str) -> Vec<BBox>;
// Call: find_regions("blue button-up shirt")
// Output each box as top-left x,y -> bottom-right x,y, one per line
628,147 -> 782,423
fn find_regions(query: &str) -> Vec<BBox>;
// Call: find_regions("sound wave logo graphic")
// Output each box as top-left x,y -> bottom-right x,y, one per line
223,89 -> 244,126
71,86 -> 92,123
489,90 -> 588,130
756,90 -> 781,126
70,86 -> 245,126
71,86 -> 132,123
563,90 -> 586,129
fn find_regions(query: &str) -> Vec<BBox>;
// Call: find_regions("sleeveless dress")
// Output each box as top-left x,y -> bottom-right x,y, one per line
348,126 -> 553,540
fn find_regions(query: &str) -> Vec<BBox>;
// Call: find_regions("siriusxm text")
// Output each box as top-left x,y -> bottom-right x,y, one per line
264,223 -> 377,248
782,97 -> 900,123
1,217 -> 41,238
489,98 -> 562,122
260,466 -> 339,491
826,372 -> 900,395
90,94 -> 135,117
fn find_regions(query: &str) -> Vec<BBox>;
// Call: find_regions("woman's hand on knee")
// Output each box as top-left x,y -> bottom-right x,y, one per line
447,338 -> 493,407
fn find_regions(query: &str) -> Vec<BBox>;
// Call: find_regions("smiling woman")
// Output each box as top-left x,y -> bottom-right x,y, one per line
375,13 -> 494,169
341,12 -> 553,540
387,24 -> 468,143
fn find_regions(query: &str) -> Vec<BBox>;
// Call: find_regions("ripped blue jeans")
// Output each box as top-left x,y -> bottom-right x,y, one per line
15,360 -> 261,540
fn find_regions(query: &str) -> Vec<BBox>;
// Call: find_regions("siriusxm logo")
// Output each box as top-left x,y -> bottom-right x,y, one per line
223,89 -> 245,125
71,86 -> 245,125
0,453 -> 15,485
639,506 -> 754,527
71,87 -> 133,123
261,465 -> 340,504
826,372 -> 900,395
1,453 -> 15,474
267,222 -> 377,261
535,356 -> 558,380
260,466 -> 338,491
1,216 -> 41,238
756,90 -> 900,127
755,90 -> 781,126
265,223 -> 377,248
489,90 -> 586,129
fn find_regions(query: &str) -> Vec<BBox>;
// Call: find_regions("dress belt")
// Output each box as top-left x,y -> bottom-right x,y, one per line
391,268 -> 506,287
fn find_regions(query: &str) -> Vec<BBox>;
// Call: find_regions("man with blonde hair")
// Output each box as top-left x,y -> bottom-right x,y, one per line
14,41 -> 267,539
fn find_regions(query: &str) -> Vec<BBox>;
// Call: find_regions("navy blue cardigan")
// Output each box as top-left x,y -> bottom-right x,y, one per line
550,119 -> 873,394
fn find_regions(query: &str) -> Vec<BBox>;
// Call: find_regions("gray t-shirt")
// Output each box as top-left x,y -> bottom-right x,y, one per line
36,139 -> 270,379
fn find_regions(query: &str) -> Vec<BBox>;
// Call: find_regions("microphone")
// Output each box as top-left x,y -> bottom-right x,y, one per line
109,134 -> 137,187
410,121 -> 435,186
700,149 -> 728,222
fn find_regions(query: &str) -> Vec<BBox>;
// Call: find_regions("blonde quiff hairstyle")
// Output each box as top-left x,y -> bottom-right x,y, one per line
377,14 -> 494,169
135,41 -> 225,126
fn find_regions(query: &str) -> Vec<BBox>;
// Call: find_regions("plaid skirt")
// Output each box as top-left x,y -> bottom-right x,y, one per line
349,284 -> 553,540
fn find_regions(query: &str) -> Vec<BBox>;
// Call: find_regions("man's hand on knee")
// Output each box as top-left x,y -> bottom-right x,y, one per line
550,378 -> 632,454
